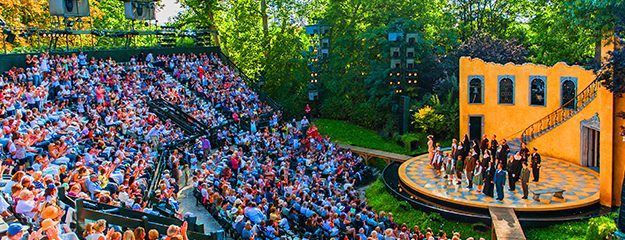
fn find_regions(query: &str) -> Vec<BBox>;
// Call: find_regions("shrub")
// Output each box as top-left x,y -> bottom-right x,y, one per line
349,101 -> 387,129
401,133 -> 424,152
412,105 -> 445,136
585,216 -> 617,240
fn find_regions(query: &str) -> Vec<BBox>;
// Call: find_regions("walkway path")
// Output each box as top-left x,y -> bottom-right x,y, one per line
337,143 -> 412,165
177,183 -> 227,239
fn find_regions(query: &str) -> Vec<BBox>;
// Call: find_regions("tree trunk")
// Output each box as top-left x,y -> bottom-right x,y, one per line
261,0 -> 270,60
208,10 -> 220,47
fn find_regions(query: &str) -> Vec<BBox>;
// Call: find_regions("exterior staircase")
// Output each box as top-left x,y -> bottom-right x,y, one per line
520,79 -> 599,143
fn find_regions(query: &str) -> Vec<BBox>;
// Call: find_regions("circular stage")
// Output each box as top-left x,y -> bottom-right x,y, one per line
398,154 -> 600,212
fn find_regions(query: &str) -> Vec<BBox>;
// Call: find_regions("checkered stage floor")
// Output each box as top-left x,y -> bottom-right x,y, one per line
398,154 -> 599,211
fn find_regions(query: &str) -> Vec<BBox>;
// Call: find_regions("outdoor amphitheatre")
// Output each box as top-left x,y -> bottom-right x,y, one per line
0,0 -> 624,240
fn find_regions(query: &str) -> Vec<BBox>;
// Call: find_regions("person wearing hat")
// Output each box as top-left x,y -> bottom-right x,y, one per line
531,147 -> 541,182
39,218 -> 63,240
6,223 -> 40,240
164,222 -> 188,240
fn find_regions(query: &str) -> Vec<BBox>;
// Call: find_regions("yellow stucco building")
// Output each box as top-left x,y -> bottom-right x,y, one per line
459,44 -> 625,206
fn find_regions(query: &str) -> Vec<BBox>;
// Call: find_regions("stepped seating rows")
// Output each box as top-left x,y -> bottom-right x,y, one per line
57,187 -> 217,239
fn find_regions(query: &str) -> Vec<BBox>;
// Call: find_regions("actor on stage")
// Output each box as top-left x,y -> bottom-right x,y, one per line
520,162 -> 531,199
473,160 -> 483,193
465,150 -> 478,189
531,147 -> 541,182
480,134 -> 489,154
455,155 -> 464,185
494,163 -> 507,201
497,139 -> 510,169
508,152 -> 522,191
520,142 -> 530,163
489,135 -> 498,162
427,135 -> 434,165
444,153 -> 455,184
483,160 -> 495,197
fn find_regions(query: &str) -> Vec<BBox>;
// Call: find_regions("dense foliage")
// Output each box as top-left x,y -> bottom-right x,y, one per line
172,0 -> 623,140
1,0 -> 623,138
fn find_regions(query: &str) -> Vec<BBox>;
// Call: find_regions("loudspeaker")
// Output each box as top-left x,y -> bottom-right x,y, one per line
124,1 -> 156,20
49,0 -> 90,17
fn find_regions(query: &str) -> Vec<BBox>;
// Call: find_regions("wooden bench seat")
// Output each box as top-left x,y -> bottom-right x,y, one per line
531,188 -> 565,201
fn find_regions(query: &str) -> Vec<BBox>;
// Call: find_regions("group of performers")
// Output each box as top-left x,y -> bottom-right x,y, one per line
427,134 -> 542,201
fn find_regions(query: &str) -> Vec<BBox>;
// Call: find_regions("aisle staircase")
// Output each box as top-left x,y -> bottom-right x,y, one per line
520,79 -> 599,143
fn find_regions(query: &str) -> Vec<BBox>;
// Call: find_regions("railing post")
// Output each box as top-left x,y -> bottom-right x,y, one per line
142,216 -> 149,231
76,198 -> 85,233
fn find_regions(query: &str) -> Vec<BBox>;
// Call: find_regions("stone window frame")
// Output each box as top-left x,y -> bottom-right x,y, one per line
529,75 -> 547,107
560,76 -> 578,109
468,75 -> 484,104
497,75 -> 516,105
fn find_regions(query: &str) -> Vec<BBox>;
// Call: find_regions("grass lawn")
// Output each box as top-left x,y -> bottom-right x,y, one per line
366,177 -> 618,240
314,119 -> 412,155
524,211 -> 618,240
365,178 -> 490,239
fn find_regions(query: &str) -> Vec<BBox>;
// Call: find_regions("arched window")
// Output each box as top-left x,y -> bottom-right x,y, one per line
469,76 -> 483,104
498,76 -> 515,104
561,77 -> 577,110
530,76 -> 546,106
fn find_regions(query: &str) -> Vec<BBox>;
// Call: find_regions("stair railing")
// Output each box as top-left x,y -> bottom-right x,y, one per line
521,79 -> 599,143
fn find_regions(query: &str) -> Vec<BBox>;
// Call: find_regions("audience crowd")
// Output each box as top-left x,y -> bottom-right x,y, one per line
0,52 -> 197,240
0,51 -> 483,240
165,53 -> 482,240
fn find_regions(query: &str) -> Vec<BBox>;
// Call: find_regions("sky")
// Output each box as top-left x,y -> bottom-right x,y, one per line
156,0 -> 184,23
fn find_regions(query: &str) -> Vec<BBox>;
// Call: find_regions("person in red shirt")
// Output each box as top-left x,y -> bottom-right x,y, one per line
232,112 -> 240,124
230,155 -> 240,175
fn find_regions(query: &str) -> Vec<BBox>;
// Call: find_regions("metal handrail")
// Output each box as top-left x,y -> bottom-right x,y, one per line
521,79 -> 599,143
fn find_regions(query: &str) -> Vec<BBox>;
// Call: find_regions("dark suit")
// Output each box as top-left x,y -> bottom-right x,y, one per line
520,168 -> 531,199
520,147 -> 530,163
531,152 -> 541,181
489,139 -> 498,161
497,144 -> 510,169
480,138 -> 489,154
483,166 -> 495,197
494,169 -> 507,200
508,157 -> 522,191
466,154 -> 477,188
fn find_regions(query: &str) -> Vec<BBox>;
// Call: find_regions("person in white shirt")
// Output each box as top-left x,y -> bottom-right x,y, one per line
15,190 -> 40,219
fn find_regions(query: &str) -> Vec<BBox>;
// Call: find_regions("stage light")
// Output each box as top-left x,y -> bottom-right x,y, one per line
396,72 -> 400,76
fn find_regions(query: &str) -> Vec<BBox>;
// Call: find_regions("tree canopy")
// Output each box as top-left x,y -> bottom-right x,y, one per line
1,0 -> 622,135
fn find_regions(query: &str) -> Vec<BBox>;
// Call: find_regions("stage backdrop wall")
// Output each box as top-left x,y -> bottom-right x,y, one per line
459,50 -> 624,206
